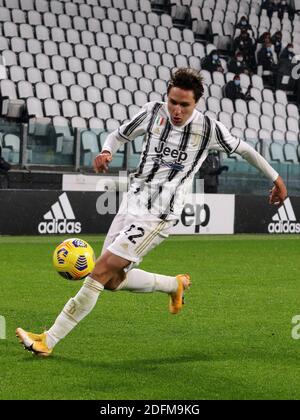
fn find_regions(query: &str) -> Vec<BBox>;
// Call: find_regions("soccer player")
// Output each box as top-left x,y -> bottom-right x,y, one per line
16,68 -> 287,356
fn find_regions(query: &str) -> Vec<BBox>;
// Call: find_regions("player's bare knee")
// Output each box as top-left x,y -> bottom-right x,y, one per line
90,259 -> 112,284
104,279 -> 118,290
104,271 -> 126,291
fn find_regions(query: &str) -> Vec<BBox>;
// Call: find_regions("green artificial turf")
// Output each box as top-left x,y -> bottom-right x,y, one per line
0,234 -> 300,400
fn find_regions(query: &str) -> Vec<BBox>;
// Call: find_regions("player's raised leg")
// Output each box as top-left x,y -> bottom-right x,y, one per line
16,251 -> 130,356
106,269 -> 191,315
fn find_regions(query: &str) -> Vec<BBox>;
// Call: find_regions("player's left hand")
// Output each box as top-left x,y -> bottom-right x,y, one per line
269,175 -> 288,206
93,151 -> 112,174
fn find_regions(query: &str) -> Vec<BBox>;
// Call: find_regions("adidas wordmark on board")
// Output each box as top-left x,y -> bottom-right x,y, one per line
268,198 -> 300,234
38,193 -> 82,234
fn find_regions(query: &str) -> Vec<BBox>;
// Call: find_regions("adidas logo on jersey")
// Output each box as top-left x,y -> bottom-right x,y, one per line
38,193 -> 82,234
268,198 -> 300,234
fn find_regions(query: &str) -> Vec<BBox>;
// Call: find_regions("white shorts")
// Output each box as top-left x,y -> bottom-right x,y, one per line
101,197 -> 175,267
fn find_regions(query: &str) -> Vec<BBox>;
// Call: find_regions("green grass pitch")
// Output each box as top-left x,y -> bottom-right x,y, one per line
0,234 -> 300,400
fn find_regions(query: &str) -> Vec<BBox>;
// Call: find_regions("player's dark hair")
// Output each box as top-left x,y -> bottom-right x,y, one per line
167,68 -> 204,102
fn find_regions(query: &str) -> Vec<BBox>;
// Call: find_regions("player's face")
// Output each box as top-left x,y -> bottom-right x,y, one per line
167,87 -> 197,126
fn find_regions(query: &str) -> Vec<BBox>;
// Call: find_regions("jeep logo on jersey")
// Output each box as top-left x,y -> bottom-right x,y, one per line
268,198 -> 300,234
38,193 -> 82,234
154,143 -> 188,162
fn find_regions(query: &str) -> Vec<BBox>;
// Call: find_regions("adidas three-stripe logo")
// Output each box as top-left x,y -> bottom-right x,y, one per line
38,193 -> 82,234
268,198 -> 300,234
43,193 -> 75,220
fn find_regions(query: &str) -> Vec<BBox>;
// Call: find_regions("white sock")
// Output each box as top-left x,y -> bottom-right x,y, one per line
46,276 -> 104,349
116,269 -> 178,294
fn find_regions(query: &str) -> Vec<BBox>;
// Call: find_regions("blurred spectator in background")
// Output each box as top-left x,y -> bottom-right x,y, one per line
228,52 -> 252,75
224,74 -> 253,101
234,29 -> 256,71
257,42 -> 278,85
258,31 -> 271,44
266,0 -> 278,19
262,0 -> 270,9
278,0 -> 291,19
280,42 -> 295,61
201,50 -> 224,73
236,16 -> 253,33
0,147 -> 11,189
276,44 -> 297,90
199,151 -> 228,194
271,31 -> 283,58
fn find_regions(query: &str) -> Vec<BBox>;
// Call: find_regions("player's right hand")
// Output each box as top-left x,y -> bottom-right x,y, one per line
269,175 -> 288,206
93,151 -> 112,174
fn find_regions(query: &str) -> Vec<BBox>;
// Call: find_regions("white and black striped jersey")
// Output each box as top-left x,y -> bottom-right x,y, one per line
103,101 -> 268,220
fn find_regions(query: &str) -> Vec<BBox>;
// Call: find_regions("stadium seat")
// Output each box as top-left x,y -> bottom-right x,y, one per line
233,112 -> 246,130
275,90 -> 288,106
245,128 -> 259,142
11,37 -> 26,53
79,101 -> 95,119
248,100 -> 261,117
287,117 -> 299,133
2,50 -> 17,66
270,142 -> 284,163
240,73 -> 251,90
74,17 -> 88,32
212,71 -> 225,87
44,69 -> 59,86
139,78 -> 153,94
272,130 -> 285,143
10,65 -> 26,82
70,85 -> 85,103
235,99 -> 248,117
44,41 -> 59,57
133,90 -> 148,107
210,84 -> 223,99
51,28 -> 64,43
35,82 -> 51,100
2,133 -> 20,164
36,53 -> 50,70
284,143 -> 298,163
27,39 -> 42,54
90,46 -> 104,61
274,116 -> 287,133
81,130 -> 100,167
52,83 -> 68,101
86,86 -> 101,104
27,97 -> 44,117
218,111 -> 232,129
96,102 -> 112,120
262,89 -> 274,104
44,98 -> 60,117
221,98 -> 234,114
52,116 -> 74,154
246,113 -> 260,131
231,127 -> 244,139
207,97 -> 221,114
62,99 -> 78,118
89,117 -> 105,132
286,131 -> 298,143
27,67 -> 42,83
112,103 -> 128,121
18,80 -> 34,99
287,104 -> 299,119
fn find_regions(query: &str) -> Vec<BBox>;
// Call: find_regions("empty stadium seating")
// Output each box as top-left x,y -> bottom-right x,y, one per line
0,0 -> 299,168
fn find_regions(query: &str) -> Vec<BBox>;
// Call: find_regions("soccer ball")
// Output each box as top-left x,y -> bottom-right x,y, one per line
53,238 -> 95,280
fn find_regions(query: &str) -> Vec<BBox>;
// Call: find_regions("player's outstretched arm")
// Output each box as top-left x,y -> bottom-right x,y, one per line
234,140 -> 288,206
269,175 -> 288,206
93,151 -> 112,174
